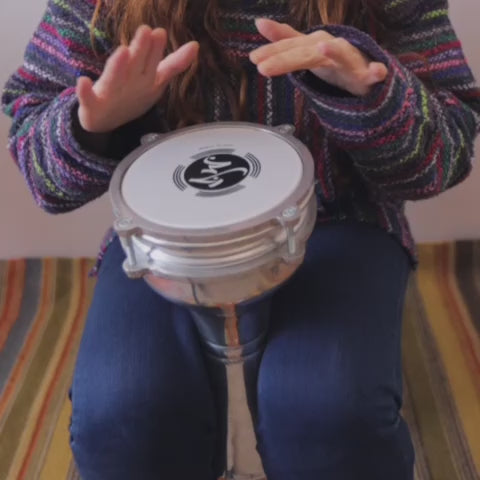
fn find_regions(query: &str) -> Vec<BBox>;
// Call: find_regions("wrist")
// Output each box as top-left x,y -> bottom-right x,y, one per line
72,105 -> 112,156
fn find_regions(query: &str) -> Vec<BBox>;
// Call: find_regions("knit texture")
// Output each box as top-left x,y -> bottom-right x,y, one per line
2,0 -> 480,263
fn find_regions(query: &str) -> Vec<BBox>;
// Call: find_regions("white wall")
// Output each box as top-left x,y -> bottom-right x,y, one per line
0,0 -> 479,258
405,0 -> 480,242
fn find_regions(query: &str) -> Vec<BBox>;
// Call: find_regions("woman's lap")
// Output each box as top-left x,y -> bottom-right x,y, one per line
70,222 -> 414,479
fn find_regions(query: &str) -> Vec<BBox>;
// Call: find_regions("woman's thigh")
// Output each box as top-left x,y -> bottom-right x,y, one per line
70,237 -> 218,479
257,223 -> 414,478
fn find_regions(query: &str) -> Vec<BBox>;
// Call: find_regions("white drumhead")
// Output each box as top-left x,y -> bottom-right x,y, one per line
121,126 -> 304,230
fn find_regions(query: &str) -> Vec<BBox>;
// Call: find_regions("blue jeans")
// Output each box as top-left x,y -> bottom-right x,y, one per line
70,223 -> 415,479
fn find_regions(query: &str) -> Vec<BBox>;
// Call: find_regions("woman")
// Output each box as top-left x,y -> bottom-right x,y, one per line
2,0 -> 480,478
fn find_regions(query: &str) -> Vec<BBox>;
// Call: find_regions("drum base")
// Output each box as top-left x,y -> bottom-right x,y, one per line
190,302 -> 269,480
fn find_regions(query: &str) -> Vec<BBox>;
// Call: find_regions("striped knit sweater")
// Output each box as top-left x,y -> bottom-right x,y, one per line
2,0 -> 480,263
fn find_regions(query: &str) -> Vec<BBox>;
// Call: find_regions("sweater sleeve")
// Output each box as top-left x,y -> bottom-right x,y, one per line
1,0 -> 158,213
289,0 -> 480,201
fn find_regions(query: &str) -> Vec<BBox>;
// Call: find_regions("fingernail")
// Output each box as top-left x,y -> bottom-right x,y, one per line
255,18 -> 269,28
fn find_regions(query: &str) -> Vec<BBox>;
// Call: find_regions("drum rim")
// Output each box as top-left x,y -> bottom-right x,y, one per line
109,121 -> 315,241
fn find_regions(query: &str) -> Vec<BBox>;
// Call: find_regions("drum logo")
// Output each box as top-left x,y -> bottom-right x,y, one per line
173,150 -> 261,196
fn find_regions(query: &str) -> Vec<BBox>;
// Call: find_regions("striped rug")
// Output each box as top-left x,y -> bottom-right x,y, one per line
0,245 -> 479,480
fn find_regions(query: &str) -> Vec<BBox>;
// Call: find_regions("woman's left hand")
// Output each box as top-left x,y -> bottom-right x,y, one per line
250,18 -> 389,97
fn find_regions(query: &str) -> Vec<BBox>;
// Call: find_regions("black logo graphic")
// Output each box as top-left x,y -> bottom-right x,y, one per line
173,152 -> 262,195
185,154 -> 251,191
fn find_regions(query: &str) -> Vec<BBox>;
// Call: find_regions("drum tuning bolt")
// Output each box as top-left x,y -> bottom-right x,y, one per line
140,133 -> 162,145
282,206 -> 299,219
279,206 -> 302,262
275,124 -> 296,136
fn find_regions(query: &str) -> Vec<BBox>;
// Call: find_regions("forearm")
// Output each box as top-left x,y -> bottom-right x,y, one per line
289,3 -> 480,200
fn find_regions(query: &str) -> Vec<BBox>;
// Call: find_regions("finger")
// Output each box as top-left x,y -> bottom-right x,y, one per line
368,62 -> 389,83
251,36 -> 306,64
144,28 -> 168,79
129,25 -> 153,74
255,18 -> 303,43
76,76 -> 96,108
250,30 -> 329,64
95,45 -> 130,95
256,45 -> 334,77
156,41 -> 200,87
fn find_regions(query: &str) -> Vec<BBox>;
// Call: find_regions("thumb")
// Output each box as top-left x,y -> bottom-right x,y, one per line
76,76 -> 97,108
255,18 -> 303,42
368,62 -> 389,83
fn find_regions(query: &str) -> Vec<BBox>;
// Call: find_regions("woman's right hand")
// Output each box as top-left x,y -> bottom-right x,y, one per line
76,25 -> 199,133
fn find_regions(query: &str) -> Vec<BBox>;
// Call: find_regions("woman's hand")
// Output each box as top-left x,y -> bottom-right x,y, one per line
250,19 -> 388,97
76,25 -> 199,133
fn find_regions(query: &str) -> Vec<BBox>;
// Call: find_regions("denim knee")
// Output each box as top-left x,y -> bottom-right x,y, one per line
69,383 -> 217,479
258,365 -> 402,445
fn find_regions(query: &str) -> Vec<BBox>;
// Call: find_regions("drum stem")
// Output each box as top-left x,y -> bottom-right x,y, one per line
190,301 -> 269,480
224,362 -> 265,479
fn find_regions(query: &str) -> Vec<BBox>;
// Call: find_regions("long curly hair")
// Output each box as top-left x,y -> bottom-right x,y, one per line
91,0 -> 390,129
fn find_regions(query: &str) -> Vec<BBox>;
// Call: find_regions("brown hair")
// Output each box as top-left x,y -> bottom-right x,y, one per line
92,0 -> 387,129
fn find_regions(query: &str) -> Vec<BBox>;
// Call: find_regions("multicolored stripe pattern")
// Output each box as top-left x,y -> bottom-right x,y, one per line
2,0 -> 480,262
0,247 -> 479,479
0,259 -> 95,480
403,242 -> 480,480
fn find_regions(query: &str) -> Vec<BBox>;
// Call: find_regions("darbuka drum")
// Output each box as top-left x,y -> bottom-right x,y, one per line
110,122 -> 317,479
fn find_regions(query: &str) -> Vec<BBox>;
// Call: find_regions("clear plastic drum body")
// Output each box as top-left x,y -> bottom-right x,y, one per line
110,122 -> 317,307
